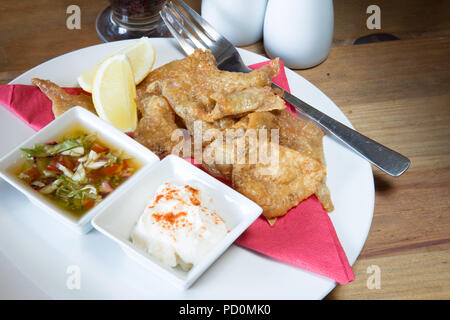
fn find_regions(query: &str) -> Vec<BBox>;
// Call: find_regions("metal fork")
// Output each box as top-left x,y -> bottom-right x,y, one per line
160,0 -> 410,177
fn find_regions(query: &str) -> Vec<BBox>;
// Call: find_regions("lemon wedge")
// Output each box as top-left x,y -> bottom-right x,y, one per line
122,37 -> 156,84
77,37 -> 155,92
92,54 -> 138,132
77,64 -> 97,92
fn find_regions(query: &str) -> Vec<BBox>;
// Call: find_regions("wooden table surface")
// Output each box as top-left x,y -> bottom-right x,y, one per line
0,0 -> 449,299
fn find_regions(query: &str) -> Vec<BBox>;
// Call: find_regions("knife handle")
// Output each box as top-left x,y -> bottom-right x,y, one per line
273,83 -> 410,176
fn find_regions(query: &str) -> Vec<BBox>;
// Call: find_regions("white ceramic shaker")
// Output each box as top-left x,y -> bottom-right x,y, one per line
201,0 -> 268,46
263,0 -> 334,69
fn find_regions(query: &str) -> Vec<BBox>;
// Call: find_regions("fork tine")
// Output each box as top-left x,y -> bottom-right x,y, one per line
175,0 -> 221,41
160,7 -> 195,55
164,2 -> 207,51
168,2 -> 214,48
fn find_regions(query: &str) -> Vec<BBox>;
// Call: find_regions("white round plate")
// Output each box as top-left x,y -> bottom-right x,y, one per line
0,38 -> 374,299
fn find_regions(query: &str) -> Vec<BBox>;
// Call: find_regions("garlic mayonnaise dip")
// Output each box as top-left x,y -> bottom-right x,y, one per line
131,182 -> 228,271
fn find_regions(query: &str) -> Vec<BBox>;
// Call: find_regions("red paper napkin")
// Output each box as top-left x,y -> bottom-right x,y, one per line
0,85 -> 85,131
0,61 -> 354,285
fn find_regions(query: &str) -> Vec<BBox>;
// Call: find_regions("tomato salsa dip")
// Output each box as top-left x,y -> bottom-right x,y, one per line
14,129 -> 139,218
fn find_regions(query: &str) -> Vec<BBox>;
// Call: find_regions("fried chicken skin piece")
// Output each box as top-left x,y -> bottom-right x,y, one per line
206,86 -> 286,122
138,49 -> 279,97
242,109 -> 334,213
274,109 -> 334,212
31,78 -> 96,117
275,109 -> 325,163
232,141 -> 326,219
201,112 -> 279,180
141,49 -> 282,126
201,127 -> 247,180
133,95 -> 187,159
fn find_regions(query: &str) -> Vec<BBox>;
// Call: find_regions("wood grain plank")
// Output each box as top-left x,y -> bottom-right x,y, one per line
0,71 -> 24,85
0,0 -> 201,74
298,37 -> 450,107
0,0 -> 107,73
327,244 -> 450,299
332,0 -> 450,43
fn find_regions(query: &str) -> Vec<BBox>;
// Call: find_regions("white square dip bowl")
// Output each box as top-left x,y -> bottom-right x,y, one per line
92,155 -> 262,289
0,107 -> 160,234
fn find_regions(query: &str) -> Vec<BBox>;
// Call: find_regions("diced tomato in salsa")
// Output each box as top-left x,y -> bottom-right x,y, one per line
47,161 -> 60,172
122,159 -> 131,169
102,164 -> 121,176
25,167 -> 40,180
56,154 -> 76,170
82,198 -> 96,210
91,144 -> 109,153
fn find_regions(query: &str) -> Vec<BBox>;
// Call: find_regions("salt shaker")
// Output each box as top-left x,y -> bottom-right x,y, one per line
201,0 -> 268,46
263,0 -> 334,69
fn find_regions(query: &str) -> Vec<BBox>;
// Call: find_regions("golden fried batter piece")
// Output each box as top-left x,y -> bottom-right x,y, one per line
181,117 -> 224,148
142,49 -> 281,126
137,48 -> 218,98
147,79 -> 210,126
315,181 -> 334,212
247,111 -> 278,129
201,140 -> 234,180
200,114 -> 257,179
201,128 -> 247,180
133,95 -> 185,159
275,109 -> 325,162
203,112 -> 278,181
275,109 -> 334,212
213,117 -> 236,130
231,116 -> 250,130
232,141 -> 326,219
186,117 -> 236,150
207,86 -> 285,122
31,78 -> 96,117
146,80 -> 212,149
138,49 -> 279,97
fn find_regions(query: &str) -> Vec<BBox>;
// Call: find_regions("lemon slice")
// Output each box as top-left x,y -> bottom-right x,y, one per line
77,37 -> 155,92
92,54 -> 138,132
